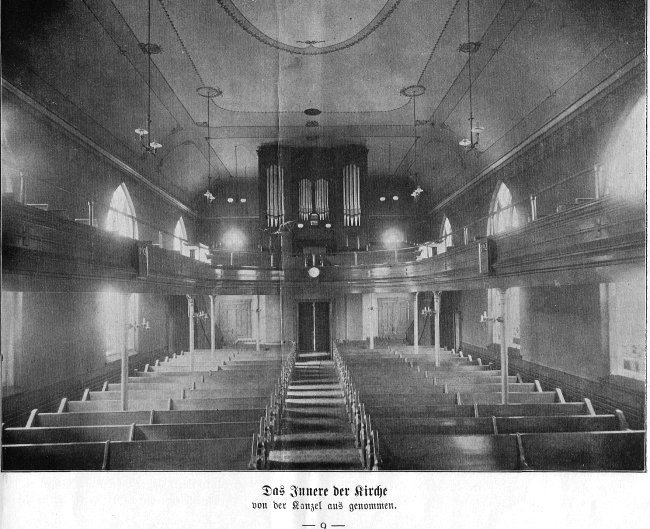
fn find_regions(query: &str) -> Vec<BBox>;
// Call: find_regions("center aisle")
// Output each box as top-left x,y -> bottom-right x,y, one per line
267,352 -> 364,470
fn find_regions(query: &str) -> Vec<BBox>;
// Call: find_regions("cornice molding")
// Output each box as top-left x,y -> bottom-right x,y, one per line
2,78 -> 197,218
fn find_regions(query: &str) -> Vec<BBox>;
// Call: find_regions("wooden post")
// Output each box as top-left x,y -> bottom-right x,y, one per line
433,291 -> 441,367
413,292 -> 419,353
279,286 -> 284,345
209,294 -> 215,360
369,294 -> 375,350
256,294 -> 261,352
187,295 -> 195,372
499,288 -> 509,405
121,296 -> 130,411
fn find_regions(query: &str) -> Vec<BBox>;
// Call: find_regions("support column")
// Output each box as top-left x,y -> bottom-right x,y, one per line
433,291 -> 441,367
369,294 -> 375,350
121,296 -> 130,411
498,288 -> 509,405
209,294 -> 215,360
279,286 -> 284,346
256,294 -> 261,352
599,284 -> 610,374
187,295 -> 195,372
413,292 -> 419,353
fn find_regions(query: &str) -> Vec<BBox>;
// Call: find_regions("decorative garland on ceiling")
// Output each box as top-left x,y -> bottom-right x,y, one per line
216,0 -> 403,55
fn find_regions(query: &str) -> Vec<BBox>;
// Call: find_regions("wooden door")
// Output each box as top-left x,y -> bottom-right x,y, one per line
218,301 -> 251,344
378,298 -> 410,340
298,302 -> 330,352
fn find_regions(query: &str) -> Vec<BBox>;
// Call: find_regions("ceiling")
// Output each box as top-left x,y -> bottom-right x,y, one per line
1,0 -> 645,209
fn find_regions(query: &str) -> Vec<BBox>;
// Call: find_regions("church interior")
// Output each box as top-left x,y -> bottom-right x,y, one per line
1,0 -> 646,471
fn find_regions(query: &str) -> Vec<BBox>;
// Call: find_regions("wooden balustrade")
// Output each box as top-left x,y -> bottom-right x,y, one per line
3,196 -> 644,293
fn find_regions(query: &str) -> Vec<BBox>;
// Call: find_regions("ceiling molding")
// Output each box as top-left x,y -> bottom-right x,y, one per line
216,0 -> 403,55
2,78 -> 198,218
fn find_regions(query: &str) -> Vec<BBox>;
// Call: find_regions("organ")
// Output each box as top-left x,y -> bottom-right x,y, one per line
258,144 -> 368,252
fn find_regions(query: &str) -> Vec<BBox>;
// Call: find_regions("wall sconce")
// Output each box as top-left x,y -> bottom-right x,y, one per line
128,318 -> 151,330
480,311 -> 502,323
421,306 -> 433,317
193,311 -> 209,321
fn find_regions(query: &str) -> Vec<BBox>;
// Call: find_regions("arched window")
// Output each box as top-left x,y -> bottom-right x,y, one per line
439,215 -> 453,253
487,181 -> 520,352
173,217 -> 189,256
106,183 -> 138,239
488,181 -> 520,236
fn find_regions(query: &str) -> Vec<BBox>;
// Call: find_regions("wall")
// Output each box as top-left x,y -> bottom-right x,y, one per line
1,90 -> 202,249
1,290 -> 188,395
196,295 -> 284,347
414,68 -> 648,425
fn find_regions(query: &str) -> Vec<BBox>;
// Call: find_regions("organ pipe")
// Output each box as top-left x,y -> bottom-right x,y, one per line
343,164 -> 360,226
315,179 -> 329,220
266,165 -> 284,227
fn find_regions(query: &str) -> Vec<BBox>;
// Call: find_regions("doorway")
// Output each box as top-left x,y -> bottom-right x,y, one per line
298,301 -> 330,354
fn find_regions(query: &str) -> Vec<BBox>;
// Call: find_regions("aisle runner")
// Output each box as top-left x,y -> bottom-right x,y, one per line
267,353 -> 363,470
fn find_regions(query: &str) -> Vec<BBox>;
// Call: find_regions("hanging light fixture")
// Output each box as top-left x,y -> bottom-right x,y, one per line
400,84 -> 426,200
227,145 -> 247,204
197,85 -> 223,204
459,0 -> 484,150
135,0 -> 163,155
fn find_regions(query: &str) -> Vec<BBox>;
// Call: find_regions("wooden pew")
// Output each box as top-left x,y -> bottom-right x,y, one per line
133,422 -> 257,440
360,394 -> 458,406
170,397 -> 269,410
184,390 -> 273,399
367,402 -> 592,419
373,417 -> 496,435
3,425 -> 133,444
378,433 -> 521,470
3,442 -> 109,470
64,398 -> 172,412
458,392 -> 558,404
34,410 -> 153,427
32,408 -> 266,427
88,390 -> 180,401
2,437 -> 255,471
152,409 -> 265,424
106,438 -> 252,470
495,414 -> 622,433
447,382 -> 536,393
371,414 -> 624,436
376,431 -> 645,471
519,431 -> 645,471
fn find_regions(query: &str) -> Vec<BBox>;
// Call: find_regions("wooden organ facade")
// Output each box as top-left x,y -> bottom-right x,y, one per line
258,144 -> 369,253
